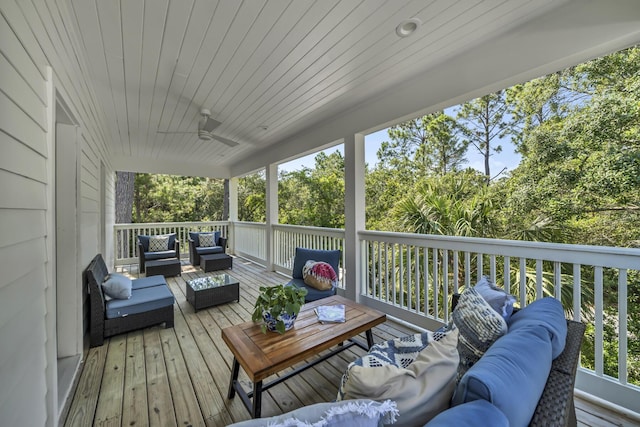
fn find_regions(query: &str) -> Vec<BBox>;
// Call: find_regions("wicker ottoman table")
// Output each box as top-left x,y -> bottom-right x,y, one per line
186,274 -> 240,311
145,258 -> 181,277
200,253 -> 233,272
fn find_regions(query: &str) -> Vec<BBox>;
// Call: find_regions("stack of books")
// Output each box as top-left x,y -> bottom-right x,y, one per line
314,304 -> 346,323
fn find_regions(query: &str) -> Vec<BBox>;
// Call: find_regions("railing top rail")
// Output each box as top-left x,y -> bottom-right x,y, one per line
273,223 -> 345,237
114,221 -> 227,229
359,230 -> 640,269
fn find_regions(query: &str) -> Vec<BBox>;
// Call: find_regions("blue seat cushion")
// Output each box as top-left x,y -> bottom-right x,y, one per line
132,275 -> 168,290
195,246 -> 223,256
425,400 -> 509,427
287,278 -> 336,302
292,247 -> 340,280
507,297 -> 567,358
105,285 -> 174,319
144,250 -> 177,260
189,231 -> 220,247
139,233 -> 176,252
451,325 -> 553,427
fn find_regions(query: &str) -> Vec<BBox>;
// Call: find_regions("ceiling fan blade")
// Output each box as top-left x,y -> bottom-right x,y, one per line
156,130 -> 195,134
211,134 -> 240,147
202,117 -> 221,132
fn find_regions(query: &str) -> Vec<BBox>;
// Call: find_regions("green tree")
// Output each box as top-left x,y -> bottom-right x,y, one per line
456,90 -> 511,182
238,172 -> 266,222
279,151 -> 345,228
386,112 -> 468,178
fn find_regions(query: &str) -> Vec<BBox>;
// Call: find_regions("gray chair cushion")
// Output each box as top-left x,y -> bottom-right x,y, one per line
144,250 -> 177,260
292,247 -> 340,280
105,285 -> 174,319
287,278 -> 335,302
195,246 -> 224,256
132,275 -> 168,290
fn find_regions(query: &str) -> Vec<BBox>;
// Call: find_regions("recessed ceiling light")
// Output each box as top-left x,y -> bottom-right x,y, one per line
396,18 -> 422,38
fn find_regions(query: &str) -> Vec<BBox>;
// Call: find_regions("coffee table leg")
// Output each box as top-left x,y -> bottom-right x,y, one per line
252,381 -> 263,418
228,357 -> 240,399
366,329 -> 375,349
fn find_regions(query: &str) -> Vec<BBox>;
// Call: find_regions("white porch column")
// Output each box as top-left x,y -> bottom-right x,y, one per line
344,133 -> 365,301
228,177 -> 238,253
265,164 -> 278,270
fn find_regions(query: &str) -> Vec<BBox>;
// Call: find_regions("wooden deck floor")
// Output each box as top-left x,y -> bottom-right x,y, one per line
62,257 -> 638,426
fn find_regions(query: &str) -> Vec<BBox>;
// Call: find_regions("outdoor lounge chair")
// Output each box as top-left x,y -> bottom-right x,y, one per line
188,230 -> 228,266
285,247 -> 341,302
137,233 -> 179,273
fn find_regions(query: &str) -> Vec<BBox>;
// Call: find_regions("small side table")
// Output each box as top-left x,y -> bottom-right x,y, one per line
145,258 -> 181,277
186,274 -> 240,311
200,253 -> 233,272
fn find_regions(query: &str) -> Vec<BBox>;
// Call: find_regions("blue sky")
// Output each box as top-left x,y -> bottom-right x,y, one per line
280,127 -> 522,175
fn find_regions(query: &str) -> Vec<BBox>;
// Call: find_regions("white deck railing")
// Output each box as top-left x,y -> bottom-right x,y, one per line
113,221 -> 640,413
232,221 -> 267,263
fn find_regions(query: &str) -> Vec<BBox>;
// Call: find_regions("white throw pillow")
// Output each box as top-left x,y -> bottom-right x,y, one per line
339,329 -> 459,427
102,273 -> 132,299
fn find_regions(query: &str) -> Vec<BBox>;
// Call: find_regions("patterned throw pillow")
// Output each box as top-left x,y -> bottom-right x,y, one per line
148,235 -> 169,252
336,330 -> 459,426
302,260 -> 337,290
452,287 -> 507,381
198,233 -> 215,248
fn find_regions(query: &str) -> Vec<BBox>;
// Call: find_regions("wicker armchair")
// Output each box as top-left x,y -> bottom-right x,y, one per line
137,233 -> 179,273
188,231 -> 227,266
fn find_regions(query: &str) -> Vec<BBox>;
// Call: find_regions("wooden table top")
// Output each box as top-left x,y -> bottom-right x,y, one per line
221,295 -> 386,382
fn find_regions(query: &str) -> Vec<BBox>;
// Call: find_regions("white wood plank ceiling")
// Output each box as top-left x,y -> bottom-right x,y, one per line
66,0 -> 640,177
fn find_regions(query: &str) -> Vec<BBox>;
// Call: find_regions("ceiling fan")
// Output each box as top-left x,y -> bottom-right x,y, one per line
157,108 -> 239,147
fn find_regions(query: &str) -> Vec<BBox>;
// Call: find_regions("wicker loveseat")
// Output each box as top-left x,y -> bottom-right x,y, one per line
85,254 -> 175,347
433,294 -> 586,427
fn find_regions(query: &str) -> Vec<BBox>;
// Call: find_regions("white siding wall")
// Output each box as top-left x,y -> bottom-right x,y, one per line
0,1 -> 114,426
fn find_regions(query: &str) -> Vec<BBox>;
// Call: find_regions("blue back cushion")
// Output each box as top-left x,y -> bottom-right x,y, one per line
425,400 -> 509,427
292,247 -> 340,280
508,297 -> 568,358
139,234 -> 176,252
451,325 -> 553,427
189,231 -> 220,247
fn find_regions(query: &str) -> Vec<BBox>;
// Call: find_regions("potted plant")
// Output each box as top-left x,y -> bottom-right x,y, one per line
252,284 -> 308,334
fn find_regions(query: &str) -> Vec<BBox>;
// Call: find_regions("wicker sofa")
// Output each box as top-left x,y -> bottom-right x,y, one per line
85,254 -> 175,347
426,300 -> 586,426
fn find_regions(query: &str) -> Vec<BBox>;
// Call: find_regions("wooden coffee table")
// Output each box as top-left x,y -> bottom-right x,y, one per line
221,295 -> 386,418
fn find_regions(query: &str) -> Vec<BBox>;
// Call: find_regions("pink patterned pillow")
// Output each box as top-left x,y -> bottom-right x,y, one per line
302,260 -> 338,291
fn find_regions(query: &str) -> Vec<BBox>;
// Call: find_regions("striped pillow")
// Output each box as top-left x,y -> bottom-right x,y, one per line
452,287 -> 507,381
